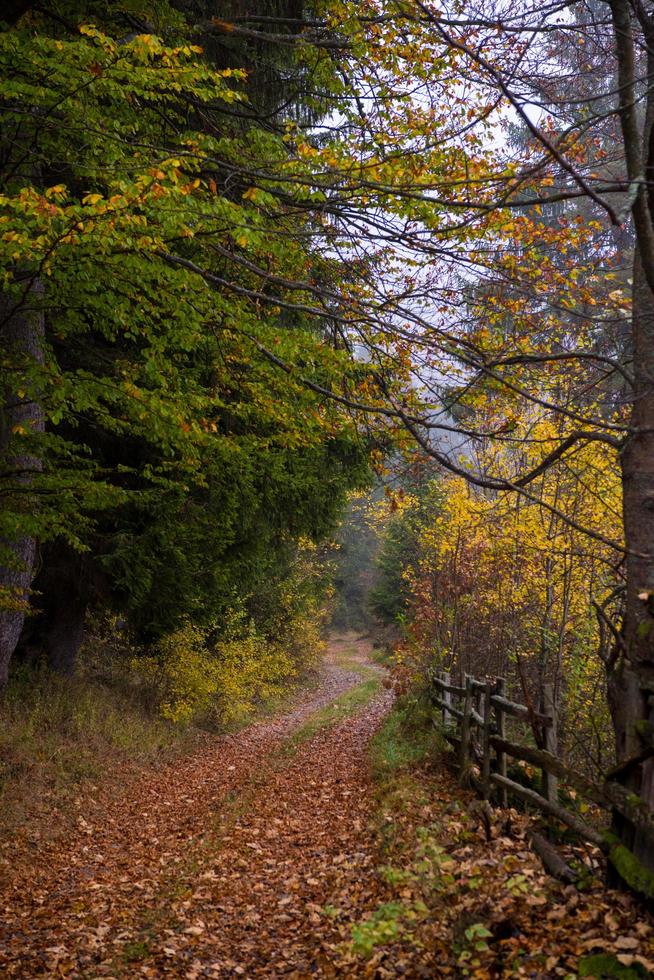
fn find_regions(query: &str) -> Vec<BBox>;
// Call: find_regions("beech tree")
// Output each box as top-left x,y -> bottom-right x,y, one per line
0,2 -> 379,679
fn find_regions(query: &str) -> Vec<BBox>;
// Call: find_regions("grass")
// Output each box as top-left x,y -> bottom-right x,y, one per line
370,692 -> 443,782
340,691 -> 457,965
0,662 -> 193,835
284,675 -> 383,753
122,940 -> 151,963
365,691 -> 447,867
328,643 -> 381,680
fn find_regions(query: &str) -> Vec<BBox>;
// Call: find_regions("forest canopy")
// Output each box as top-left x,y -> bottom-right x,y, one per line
0,1 -> 383,690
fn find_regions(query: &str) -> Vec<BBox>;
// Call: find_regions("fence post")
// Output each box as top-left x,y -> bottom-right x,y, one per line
542,682 -> 558,804
442,670 -> 452,730
494,677 -> 508,807
460,675 -> 473,776
482,680 -> 493,800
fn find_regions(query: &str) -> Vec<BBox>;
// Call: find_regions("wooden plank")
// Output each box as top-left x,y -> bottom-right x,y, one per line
542,683 -> 558,804
494,677 -> 508,807
441,671 -> 452,728
432,676 -> 466,696
460,675 -> 473,774
490,694 -> 553,727
490,735 -> 654,841
444,731 -> 462,750
527,829 -> 577,884
433,696 -> 464,721
490,736 -> 601,799
490,774 -> 604,846
482,680 -> 492,800
490,694 -> 530,720
470,707 -> 484,727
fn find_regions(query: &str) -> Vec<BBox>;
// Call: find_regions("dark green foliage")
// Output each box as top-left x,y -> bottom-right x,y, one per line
368,478 -> 444,626
0,1 -> 377,672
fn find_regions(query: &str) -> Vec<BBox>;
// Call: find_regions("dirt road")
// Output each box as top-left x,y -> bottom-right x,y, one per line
0,635 -> 392,978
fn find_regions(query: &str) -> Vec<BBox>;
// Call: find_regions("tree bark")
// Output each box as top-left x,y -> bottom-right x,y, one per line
610,249 -> 654,869
0,286 -> 45,688
31,542 -> 90,676
606,0 -> 654,877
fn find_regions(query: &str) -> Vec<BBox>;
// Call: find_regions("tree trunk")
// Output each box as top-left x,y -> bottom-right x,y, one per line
609,250 -> 654,870
607,0 -> 654,878
0,286 -> 45,688
16,540 -> 92,676
40,542 -> 89,676
47,601 -> 87,676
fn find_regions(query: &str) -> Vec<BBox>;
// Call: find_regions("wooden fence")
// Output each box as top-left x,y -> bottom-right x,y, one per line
431,671 -> 654,895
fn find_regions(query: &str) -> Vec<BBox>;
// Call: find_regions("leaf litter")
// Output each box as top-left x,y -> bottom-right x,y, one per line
0,636 -> 653,978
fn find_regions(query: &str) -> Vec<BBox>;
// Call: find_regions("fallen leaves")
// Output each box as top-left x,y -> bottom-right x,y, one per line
342,748 -> 654,978
616,936 -> 641,951
1,636 -> 653,978
0,638 -> 392,978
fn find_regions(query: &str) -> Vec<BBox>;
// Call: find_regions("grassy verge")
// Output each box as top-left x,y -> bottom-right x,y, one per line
0,664 -> 195,836
366,692 -> 446,867
329,692 -> 451,967
0,664 -> 327,839
348,696 -> 507,971
370,692 -> 440,780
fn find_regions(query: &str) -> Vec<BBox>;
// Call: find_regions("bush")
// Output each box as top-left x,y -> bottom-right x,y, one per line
133,608 -> 315,727
135,622 -> 222,725
211,613 -> 297,725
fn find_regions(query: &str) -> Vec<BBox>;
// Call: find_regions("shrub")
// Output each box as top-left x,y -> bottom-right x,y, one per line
133,612 -> 305,727
134,622 -> 222,725
210,612 -> 297,725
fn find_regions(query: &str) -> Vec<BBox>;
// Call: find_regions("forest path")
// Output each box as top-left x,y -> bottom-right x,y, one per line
0,634 -> 393,978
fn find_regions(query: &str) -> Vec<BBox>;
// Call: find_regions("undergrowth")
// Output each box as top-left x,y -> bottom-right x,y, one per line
348,693 -> 445,960
349,691 -> 654,978
0,661 -> 187,834
351,693 -> 531,973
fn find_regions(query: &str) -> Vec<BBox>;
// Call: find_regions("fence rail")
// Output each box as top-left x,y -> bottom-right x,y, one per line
430,669 -> 654,898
